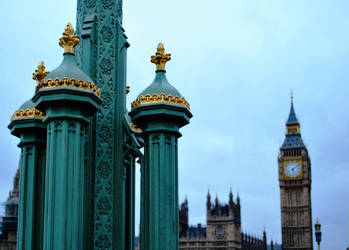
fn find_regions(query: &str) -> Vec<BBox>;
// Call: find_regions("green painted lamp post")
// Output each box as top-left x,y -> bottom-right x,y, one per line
130,43 -> 192,250
32,24 -> 101,250
314,218 -> 322,250
8,88 -> 47,250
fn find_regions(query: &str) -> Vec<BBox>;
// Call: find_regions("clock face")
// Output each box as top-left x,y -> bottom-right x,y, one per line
285,161 -> 301,178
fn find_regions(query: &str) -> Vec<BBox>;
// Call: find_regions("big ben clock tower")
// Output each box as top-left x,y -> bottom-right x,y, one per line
278,97 -> 313,250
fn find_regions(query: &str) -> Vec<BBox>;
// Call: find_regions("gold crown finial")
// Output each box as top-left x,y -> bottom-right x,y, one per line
32,61 -> 49,84
59,23 -> 80,54
151,43 -> 171,72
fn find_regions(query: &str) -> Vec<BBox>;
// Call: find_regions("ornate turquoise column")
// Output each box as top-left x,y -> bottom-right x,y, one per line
130,43 -> 192,250
32,24 -> 101,250
75,1 -> 139,248
8,77 -> 47,250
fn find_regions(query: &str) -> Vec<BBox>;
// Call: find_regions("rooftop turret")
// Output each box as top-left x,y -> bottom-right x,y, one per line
286,95 -> 299,126
131,43 -> 190,111
281,95 -> 305,150
35,24 -> 100,98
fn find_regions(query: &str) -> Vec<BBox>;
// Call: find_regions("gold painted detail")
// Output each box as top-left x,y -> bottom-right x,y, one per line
283,160 -> 303,180
131,93 -> 190,110
287,124 -> 300,135
59,23 -> 80,54
151,43 -> 171,72
11,108 -> 46,121
36,78 -> 101,97
130,122 -> 142,132
32,61 -> 49,83
126,86 -> 130,94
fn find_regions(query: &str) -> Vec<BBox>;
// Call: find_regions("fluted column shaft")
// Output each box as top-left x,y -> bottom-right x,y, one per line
33,87 -> 101,250
17,129 -> 46,250
9,119 -> 46,250
141,131 -> 179,250
42,118 -> 87,250
18,138 -> 46,250
130,103 -> 191,250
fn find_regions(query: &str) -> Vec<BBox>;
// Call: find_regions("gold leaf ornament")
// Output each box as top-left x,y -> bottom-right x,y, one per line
32,61 -> 49,84
131,93 -> 190,110
59,23 -> 80,54
36,77 -> 101,97
151,43 -> 171,72
11,108 -> 46,121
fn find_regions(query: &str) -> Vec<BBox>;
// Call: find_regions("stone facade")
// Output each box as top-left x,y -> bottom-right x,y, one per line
0,167 -> 19,250
178,192 -> 267,250
268,241 -> 282,250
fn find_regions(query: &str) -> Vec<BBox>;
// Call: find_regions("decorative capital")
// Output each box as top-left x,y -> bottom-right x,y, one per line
131,93 -> 190,111
32,61 -> 49,84
36,78 -> 101,97
59,23 -> 80,54
151,43 -> 171,72
11,108 -> 46,121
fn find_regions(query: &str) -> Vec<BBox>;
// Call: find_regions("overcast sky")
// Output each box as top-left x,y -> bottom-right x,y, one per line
1,0 -> 349,249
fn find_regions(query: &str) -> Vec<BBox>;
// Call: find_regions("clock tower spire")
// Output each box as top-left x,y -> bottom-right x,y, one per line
278,97 -> 314,250
285,94 -> 301,136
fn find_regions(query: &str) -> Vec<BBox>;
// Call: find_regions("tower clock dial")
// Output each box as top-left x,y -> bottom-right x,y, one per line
285,161 -> 301,178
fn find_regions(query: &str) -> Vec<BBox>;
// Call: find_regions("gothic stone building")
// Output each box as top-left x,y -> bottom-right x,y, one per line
179,191 -> 268,250
0,168 -> 19,250
278,100 -> 313,249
